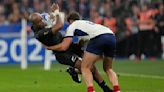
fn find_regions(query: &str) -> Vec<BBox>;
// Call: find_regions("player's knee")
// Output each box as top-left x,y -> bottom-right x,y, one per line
81,62 -> 87,71
81,61 -> 92,72
103,67 -> 108,73
81,64 -> 88,74
103,66 -> 112,73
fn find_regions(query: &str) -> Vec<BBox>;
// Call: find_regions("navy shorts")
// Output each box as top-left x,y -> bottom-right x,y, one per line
86,33 -> 116,57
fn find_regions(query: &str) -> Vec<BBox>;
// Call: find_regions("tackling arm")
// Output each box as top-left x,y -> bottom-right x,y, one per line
45,37 -> 73,51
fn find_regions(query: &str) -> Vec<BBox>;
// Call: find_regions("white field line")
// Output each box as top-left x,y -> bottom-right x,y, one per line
54,69 -> 164,80
121,90 -> 163,92
118,73 -> 164,80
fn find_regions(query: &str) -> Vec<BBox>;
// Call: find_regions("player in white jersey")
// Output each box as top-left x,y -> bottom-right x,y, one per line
65,20 -> 114,39
45,12 -> 120,92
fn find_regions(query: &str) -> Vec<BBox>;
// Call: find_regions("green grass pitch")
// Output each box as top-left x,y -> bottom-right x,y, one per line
0,60 -> 164,92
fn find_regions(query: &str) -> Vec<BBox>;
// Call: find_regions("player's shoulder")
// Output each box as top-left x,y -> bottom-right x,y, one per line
68,20 -> 81,28
71,20 -> 89,27
72,20 -> 86,24
67,20 -> 87,30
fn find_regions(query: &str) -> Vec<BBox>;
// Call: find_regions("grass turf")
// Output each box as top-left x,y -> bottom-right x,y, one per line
0,60 -> 164,92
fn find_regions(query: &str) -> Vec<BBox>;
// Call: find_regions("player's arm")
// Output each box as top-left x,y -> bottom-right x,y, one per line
51,15 -> 63,34
45,37 -> 72,51
50,4 -> 63,34
45,23 -> 75,51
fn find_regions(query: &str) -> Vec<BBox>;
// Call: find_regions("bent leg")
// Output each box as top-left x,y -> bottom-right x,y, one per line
103,57 -> 120,92
81,51 -> 100,89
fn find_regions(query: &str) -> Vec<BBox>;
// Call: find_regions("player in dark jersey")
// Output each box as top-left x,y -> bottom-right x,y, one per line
29,4 -> 113,92
30,13 -> 83,83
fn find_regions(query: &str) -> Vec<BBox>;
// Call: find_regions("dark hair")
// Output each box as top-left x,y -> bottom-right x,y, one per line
67,12 -> 80,22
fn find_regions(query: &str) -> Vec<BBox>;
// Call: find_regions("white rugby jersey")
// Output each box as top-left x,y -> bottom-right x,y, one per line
65,20 -> 114,41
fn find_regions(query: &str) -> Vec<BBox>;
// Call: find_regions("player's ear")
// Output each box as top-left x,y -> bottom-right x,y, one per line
69,20 -> 74,24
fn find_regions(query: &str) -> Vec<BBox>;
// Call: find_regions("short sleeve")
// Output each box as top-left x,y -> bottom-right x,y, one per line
64,23 -> 76,38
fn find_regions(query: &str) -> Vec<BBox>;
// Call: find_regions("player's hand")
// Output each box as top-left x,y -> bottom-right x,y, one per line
51,3 -> 59,12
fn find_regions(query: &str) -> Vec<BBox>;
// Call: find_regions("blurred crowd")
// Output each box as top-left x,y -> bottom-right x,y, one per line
0,0 -> 164,59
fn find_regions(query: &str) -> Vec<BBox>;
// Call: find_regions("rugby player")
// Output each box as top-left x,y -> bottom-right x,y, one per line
45,12 -> 120,92
29,4 -> 113,92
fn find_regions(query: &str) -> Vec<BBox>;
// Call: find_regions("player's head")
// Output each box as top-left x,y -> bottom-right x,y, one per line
67,12 -> 80,24
29,13 -> 47,29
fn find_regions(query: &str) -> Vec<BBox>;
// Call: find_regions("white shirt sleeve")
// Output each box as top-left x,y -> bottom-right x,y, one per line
65,23 -> 76,37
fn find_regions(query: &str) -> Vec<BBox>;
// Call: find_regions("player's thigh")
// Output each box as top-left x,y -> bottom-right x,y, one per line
81,51 -> 100,69
55,52 -> 78,67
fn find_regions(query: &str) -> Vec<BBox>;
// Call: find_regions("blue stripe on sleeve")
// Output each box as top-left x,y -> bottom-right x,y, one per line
74,29 -> 88,36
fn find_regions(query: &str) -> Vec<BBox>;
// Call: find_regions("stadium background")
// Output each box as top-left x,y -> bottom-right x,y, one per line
0,0 -> 164,92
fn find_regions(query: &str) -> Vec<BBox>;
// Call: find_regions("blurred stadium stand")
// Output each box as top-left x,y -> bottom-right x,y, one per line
0,0 -> 164,64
